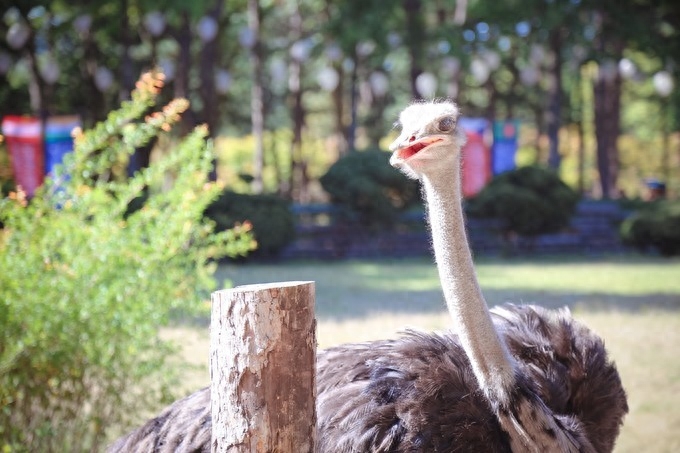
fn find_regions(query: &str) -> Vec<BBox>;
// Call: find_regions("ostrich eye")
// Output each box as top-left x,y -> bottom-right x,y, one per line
438,117 -> 455,132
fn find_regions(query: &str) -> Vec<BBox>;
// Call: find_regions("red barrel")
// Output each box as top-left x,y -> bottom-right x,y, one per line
2,116 -> 44,197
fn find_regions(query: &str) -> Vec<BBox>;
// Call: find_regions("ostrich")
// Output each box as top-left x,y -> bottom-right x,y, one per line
109,100 -> 627,452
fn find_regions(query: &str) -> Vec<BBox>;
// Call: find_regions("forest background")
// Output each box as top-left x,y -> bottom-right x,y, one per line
1,0 -> 678,202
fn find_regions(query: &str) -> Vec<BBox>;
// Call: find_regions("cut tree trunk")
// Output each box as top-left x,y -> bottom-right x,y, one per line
210,281 -> 316,453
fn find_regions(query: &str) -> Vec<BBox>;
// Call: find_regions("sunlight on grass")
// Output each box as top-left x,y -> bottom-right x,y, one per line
475,257 -> 680,296
167,256 -> 680,453
579,311 -> 680,453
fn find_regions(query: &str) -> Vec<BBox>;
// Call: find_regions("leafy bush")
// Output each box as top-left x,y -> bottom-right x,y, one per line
620,200 -> 680,256
205,191 -> 295,259
467,165 -> 579,237
319,149 -> 419,226
0,71 -> 255,451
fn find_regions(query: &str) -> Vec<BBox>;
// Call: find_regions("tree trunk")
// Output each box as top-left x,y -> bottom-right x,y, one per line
249,0 -> 265,194
80,27 -> 106,125
24,35 -> 45,119
322,0 -> 348,156
119,0 -> 135,102
332,62 -> 348,156
546,27 -> 563,170
199,3 -> 223,139
403,0 -> 424,99
593,68 -> 622,198
210,281 -> 316,453
347,57 -> 358,152
532,103 -> 546,164
576,120 -> 586,195
198,3 -> 224,181
173,10 -> 196,135
592,12 -> 623,199
288,2 -> 308,202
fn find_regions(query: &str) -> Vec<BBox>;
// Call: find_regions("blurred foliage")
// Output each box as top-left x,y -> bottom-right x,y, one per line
0,71 -> 254,451
0,0 -> 679,200
319,149 -> 419,227
467,165 -> 580,237
620,200 -> 680,256
214,129 -> 334,194
205,190 -> 295,259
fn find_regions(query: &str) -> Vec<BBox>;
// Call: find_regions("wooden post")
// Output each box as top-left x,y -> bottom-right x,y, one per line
210,281 -> 316,453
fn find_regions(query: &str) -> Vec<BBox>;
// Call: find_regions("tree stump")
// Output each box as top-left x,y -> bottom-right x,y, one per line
210,281 -> 316,453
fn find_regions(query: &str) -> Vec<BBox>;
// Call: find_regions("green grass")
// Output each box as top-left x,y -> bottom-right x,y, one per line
161,255 -> 680,453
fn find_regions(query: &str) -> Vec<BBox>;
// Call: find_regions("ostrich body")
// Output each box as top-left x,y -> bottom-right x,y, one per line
110,101 -> 627,453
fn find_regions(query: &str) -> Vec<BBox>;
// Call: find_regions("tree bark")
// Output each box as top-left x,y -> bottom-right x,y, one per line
593,12 -> 623,199
173,10 -> 196,135
197,3 -> 224,182
199,3 -> 224,140
331,62 -> 348,156
322,1 -> 348,156
119,0 -> 135,102
546,27 -> 563,170
249,0 -> 265,194
593,67 -> 622,198
403,0 -> 424,99
347,57 -> 358,152
288,2 -> 308,202
210,281 -> 316,453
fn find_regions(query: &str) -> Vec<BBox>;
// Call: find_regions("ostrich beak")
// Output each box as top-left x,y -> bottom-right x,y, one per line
389,136 -> 443,164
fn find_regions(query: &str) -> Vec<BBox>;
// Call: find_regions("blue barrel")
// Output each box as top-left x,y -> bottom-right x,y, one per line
45,116 -> 80,175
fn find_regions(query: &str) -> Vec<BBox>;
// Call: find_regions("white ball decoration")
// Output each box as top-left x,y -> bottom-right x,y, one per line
520,66 -> 539,86
94,66 -> 114,92
618,58 -> 636,80
197,16 -> 218,43
73,14 -> 92,36
238,27 -> 256,49
325,43 -> 342,62
653,70 -> 674,97
369,72 -> 389,98
215,69 -> 232,94
356,40 -> 376,58
290,40 -> 312,62
481,50 -> 500,70
317,67 -> 339,92
159,57 -> 176,81
470,58 -> 490,85
144,11 -> 166,37
7,22 -> 31,50
39,55 -> 60,85
416,72 -> 437,98
441,57 -> 461,77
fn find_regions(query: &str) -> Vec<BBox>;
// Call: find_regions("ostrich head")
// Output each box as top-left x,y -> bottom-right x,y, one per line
389,100 -> 466,179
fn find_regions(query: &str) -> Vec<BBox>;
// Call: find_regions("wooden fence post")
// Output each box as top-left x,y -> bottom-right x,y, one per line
210,281 -> 316,453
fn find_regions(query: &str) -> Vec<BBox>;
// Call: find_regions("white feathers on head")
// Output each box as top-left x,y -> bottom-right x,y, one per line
396,100 -> 460,135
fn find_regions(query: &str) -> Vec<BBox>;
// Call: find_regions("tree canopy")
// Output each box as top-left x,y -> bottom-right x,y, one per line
1,0 -> 678,199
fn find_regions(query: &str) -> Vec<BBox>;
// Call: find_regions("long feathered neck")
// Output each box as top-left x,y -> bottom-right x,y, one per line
421,162 -> 516,404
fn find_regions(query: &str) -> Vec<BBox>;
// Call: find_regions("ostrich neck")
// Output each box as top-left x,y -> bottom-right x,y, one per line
422,165 -> 516,403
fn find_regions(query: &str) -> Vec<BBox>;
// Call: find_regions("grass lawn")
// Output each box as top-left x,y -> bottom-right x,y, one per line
162,255 -> 680,453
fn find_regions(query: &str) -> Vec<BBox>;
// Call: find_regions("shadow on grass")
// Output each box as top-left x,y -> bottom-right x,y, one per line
211,259 -> 680,323
312,287 -> 680,322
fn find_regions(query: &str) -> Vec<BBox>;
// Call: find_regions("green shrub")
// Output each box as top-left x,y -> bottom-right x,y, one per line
467,165 -> 579,237
620,200 -> 680,256
0,71 -> 255,451
319,149 -> 419,226
205,191 -> 295,259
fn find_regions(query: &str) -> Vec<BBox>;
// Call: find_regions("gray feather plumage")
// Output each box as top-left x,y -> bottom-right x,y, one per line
109,303 -> 627,453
